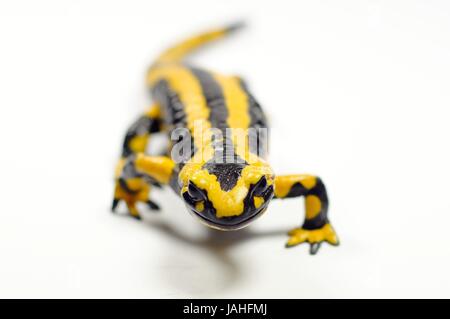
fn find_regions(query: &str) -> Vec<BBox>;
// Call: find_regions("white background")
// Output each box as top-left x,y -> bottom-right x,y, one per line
0,0 -> 449,298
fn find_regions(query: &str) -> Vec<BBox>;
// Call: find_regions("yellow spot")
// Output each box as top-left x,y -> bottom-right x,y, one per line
254,196 -> 264,209
129,135 -> 148,153
305,195 -> 321,219
145,104 -> 161,119
195,201 -> 204,212
123,178 -> 144,191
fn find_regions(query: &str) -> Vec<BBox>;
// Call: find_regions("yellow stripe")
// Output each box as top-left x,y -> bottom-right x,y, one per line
148,64 -> 216,164
212,73 -> 251,161
212,74 -> 250,129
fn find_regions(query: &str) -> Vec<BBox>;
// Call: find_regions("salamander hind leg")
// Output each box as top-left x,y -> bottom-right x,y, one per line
274,175 -> 339,254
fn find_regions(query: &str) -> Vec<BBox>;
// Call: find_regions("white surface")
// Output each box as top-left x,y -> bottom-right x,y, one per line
1,0 -> 450,298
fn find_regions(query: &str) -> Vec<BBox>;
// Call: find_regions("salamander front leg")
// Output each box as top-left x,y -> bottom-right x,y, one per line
274,175 -> 339,254
113,154 -> 175,219
112,161 -> 153,219
112,104 -> 172,219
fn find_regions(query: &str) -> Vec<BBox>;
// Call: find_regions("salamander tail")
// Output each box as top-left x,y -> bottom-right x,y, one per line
152,21 -> 246,65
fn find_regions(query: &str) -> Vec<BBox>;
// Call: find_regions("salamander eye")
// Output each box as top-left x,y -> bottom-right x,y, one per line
187,182 -> 206,202
252,176 -> 268,196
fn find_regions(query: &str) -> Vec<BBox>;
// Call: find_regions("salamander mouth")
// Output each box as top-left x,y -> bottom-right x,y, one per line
187,204 -> 269,231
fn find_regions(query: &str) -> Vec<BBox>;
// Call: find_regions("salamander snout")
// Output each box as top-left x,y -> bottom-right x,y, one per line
182,176 -> 274,230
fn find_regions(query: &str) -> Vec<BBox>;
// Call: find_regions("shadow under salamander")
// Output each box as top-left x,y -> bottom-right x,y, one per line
141,217 -> 287,295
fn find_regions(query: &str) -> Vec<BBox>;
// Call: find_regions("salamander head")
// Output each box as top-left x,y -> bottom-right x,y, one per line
179,161 -> 274,230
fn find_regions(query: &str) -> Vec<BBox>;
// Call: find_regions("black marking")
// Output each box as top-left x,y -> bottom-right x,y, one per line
252,176 -> 268,196
131,214 -> 142,221
307,178 -> 329,214
111,198 -> 119,211
275,177 -> 329,230
203,162 -> 247,191
152,79 -> 195,163
146,200 -> 160,211
118,157 -> 161,193
189,68 -> 228,131
302,213 -> 328,230
238,79 -> 269,158
183,184 -> 209,207
122,116 -> 162,157
243,178 -> 273,213
152,80 -> 186,129
188,181 -> 207,201
239,80 -> 268,129
282,182 -> 308,198
189,67 -> 243,164
189,67 -> 250,191
182,191 -> 196,206
118,177 -> 139,195
144,177 -> 162,188
261,184 -> 274,201
191,204 -> 266,230
121,156 -> 143,179
302,178 -> 329,230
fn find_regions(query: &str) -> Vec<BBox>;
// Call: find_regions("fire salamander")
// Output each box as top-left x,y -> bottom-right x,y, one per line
112,23 -> 339,254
